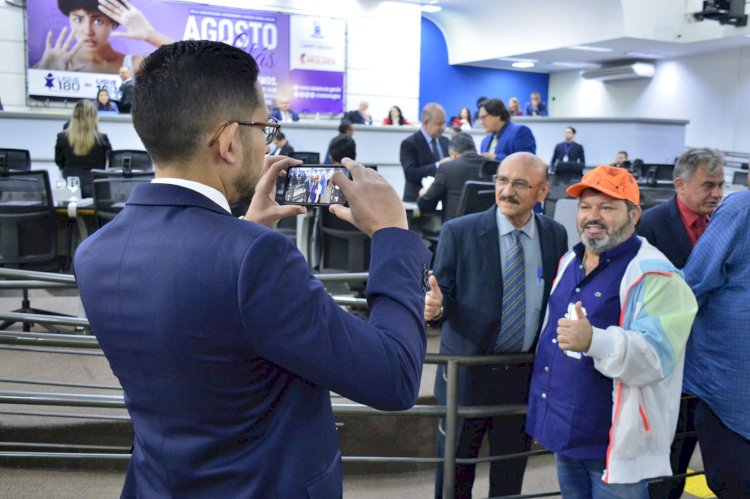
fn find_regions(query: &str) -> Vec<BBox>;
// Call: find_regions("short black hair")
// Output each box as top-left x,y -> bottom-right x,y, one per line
449,133 -> 476,154
567,126 -> 576,135
329,135 -> 356,163
132,40 -> 261,165
476,96 -> 488,107
338,119 -> 353,134
275,131 -> 286,141
481,98 -> 510,121
58,0 -> 120,26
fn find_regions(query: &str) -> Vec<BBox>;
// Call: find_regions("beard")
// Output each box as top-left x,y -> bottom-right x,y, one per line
579,218 -> 634,253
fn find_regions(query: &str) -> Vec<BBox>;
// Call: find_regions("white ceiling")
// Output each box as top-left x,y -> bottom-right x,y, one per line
415,0 -> 750,73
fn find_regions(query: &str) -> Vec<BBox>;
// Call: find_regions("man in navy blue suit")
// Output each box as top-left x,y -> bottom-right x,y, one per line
425,152 -> 568,498
478,98 -> 536,163
399,102 -> 450,201
638,147 -> 724,499
74,40 -> 431,498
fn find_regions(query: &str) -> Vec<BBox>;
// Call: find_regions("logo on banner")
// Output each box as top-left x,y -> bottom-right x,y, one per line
44,73 -> 55,90
312,22 -> 323,39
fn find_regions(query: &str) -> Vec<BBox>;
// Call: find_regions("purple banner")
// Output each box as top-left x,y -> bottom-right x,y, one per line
26,0 -> 344,114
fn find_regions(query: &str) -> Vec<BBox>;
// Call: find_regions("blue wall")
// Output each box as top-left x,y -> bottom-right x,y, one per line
419,18 -> 549,121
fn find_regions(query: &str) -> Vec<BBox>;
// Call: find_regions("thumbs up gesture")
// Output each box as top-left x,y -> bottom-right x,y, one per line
556,301 -> 593,353
424,275 -> 444,321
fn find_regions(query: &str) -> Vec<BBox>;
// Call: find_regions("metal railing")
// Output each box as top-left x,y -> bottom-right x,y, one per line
0,268 -> 704,498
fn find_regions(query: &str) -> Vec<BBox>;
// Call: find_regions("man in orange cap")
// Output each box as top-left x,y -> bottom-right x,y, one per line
526,165 -> 697,498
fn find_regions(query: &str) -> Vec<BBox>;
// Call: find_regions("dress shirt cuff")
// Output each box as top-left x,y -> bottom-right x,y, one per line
586,326 -> 615,359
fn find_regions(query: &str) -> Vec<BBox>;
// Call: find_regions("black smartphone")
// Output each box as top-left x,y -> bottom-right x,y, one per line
282,165 -> 349,206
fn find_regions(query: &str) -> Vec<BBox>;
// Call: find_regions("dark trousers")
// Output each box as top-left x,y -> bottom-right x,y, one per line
693,399 -> 750,499
648,395 -> 698,499
435,414 -> 530,499
434,364 -> 532,498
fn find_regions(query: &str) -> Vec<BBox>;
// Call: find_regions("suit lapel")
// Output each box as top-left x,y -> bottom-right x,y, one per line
667,196 -> 692,261
478,207 -> 503,299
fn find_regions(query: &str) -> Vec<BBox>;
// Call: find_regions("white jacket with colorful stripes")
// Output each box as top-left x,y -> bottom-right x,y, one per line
549,236 -> 698,484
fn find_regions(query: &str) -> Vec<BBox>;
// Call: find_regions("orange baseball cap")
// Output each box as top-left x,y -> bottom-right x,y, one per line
566,165 -> 640,205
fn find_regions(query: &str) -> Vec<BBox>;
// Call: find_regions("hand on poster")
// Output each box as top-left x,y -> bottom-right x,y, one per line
98,0 -> 172,46
35,26 -> 83,71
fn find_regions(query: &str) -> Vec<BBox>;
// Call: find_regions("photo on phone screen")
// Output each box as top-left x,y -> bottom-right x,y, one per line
283,165 -> 349,206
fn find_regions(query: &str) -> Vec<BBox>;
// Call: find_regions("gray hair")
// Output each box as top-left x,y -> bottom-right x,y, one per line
449,133 -> 476,155
674,148 -> 724,181
421,102 -> 444,123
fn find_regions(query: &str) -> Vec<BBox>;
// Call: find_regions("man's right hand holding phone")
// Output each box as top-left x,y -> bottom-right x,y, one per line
329,158 -> 408,237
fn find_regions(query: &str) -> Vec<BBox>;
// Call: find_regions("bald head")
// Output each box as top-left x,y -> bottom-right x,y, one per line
119,66 -> 131,81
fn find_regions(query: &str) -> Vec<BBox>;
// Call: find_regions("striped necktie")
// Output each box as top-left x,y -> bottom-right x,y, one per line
495,230 -> 526,352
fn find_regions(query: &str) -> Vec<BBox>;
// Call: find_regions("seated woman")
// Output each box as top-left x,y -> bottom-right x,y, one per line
382,105 -> 410,126
34,0 -> 173,74
95,87 -> 119,113
55,99 -> 112,198
451,106 -> 473,130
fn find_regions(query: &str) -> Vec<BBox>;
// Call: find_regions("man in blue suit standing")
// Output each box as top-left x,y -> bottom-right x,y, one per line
425,152 -> 568,498
74,40 -> 431,499
479,98 -> 536,163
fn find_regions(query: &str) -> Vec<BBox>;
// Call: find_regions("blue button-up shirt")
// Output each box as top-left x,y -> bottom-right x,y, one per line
683,191 -> 750,440
526,235 -> 641,460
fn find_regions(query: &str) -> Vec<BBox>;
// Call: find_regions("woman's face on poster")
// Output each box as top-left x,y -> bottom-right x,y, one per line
68,9 -> 115,51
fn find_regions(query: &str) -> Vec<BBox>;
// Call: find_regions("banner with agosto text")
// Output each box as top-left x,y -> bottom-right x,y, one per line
26,0 -> 345,114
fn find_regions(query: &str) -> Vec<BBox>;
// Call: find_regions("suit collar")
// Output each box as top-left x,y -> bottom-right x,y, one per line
126,183 -> 233,217
151,178 -> 231,214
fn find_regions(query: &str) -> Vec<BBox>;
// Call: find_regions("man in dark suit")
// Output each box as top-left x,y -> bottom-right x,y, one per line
400,102 -> 450,201
478,98 -> 536,163
270,97 -> 299,122
117,66 -> 134,113
524,91 -> 548,116
425,152 -> 568,498
270,131 -> 294,156
550,126 -> 585,173
73,40 -> 431,498
417,132 -> 484,221
344,100 -> 372,125
638,147 -> 724,499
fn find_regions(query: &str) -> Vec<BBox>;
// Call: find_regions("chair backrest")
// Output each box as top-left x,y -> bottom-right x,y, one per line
0,148 -> 32,172
92,177 -> 151,227
293,151 -> 321,164
545,163 -> 584,216
0,170 -> 57,269
108,150 -> 152,172
639,185 -> 676,211
733,170 -> 748,186
92,168 -> 155,180
479,159 -> 500,179
552,198 -> 580,250
456,181 -> 496,217
319,208 -> 370,273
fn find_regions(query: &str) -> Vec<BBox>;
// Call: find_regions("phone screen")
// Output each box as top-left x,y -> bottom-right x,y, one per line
283,165 -> 348,206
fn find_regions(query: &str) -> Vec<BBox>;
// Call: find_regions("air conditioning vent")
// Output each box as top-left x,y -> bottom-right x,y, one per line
580,62 -> 656,82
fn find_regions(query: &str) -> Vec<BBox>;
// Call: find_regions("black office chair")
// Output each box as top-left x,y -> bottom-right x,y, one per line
293,151 -> 321,164
456,181 -> 496,217
480,159 -> 500,179
91,168 -> 155,180
0,169 -> 64,331
0,148 -> 32,171
733,171 -> 748,186
639,185 -> 676,211
642,163 -> 675,186
318,208 -> 370,278
108,150 -> 153,174
545,162 -> 584,217
92,177 -> 151,227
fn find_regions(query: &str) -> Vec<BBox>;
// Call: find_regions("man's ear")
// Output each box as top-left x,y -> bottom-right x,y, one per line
214,122 -> 240,165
